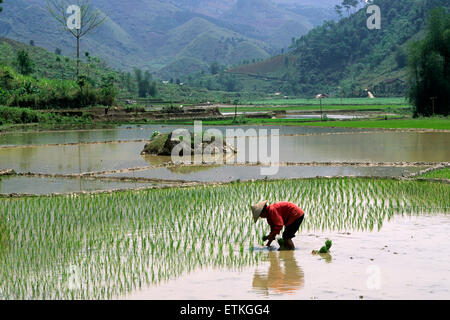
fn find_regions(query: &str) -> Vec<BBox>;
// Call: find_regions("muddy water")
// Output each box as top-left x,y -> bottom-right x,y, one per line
234,131 -> 450,163
0,125 -> 375,147
0,128 -> 448,179
0,142 -> 147,174
103,166 -> 426,182
0,176 -> 158,195
124,214 -> 450,300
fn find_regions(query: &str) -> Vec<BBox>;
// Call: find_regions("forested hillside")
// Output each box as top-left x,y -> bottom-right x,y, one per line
229,0 -> 449,97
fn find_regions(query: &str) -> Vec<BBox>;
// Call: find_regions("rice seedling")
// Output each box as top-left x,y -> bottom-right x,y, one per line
0,177 -> 448,299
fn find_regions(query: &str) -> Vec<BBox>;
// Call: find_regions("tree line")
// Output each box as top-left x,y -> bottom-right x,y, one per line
408,7 -> 449,116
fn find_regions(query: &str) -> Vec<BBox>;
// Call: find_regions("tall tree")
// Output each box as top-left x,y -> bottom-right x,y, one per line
341,0 -> 359,16
334,5 -> 343,18
134,69 -> 156,98
210,62 -> 219,75
55,56 -> 64,81
16,50 -> 34,75
46,0 -> 107,77
408,8 -> 449,116
0,0 -> 3,13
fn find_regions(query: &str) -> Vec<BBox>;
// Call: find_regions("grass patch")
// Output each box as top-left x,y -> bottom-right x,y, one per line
146,117 -> 322,126
146,117 -> 449,130
0,106 -> 93,128
418,168 -> 450,179
243,97 -> 409,106
220,104 -> 410,113
292,118 -> 450,130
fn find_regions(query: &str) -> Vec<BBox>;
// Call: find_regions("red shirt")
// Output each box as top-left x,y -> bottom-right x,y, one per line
266,202 -> 304,238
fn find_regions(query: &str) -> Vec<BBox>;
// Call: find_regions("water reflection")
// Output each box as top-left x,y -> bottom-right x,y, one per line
0,142 -> 147,174
252,251 -> 304,295
232,132 -> 450,163
316,252 -> 333,263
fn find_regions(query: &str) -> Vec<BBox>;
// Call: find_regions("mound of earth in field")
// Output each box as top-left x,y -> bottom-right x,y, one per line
141,132 -> 237,156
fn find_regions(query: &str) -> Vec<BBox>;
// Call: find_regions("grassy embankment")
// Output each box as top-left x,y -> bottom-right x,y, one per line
240,97 -> 409,106
219,104 -> 410,113
288,117 -> 450,130
0,105 -> 92,129
418,168 -> 450,179
147,116 -> 450,130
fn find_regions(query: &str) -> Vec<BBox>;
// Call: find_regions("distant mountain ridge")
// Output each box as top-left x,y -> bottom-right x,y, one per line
0,0 -> 339,77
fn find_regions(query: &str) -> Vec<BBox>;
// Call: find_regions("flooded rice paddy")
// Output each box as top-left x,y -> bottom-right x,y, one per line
0,124 -> 375,147
0,124 -> 449,300
0,176 -> 170,195
1,132 -> 448,176
0,126 -> 448,183
125,214 -> 450,300
0,178 -> 448,299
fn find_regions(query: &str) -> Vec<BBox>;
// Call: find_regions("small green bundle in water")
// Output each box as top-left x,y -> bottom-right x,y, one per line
261,235 -> 285,248
314,239 -> 332,254
277,238 -> 285,247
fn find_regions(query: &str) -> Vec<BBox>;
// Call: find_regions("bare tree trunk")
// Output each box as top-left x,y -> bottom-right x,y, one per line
76,30 -> 80,78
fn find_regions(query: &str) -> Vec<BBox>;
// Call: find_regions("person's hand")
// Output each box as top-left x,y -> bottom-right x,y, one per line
266,235 -> 275,247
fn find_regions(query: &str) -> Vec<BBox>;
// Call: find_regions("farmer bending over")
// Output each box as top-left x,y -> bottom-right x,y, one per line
252,201 -> 305,250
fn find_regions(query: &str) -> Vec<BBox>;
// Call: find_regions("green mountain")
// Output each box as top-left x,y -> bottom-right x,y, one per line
155,17 -> 271,78
0,0 -> 338,77
228,0 -> 450,97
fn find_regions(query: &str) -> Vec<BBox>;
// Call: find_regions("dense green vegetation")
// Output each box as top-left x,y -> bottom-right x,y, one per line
0,106 -> 91,127
0,177 -> 448,299
0,38 -> 119,89
0,65 -> 116,109
0,37 -> 127,109
0,37 -> 252,107
408,8 -> 449,116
